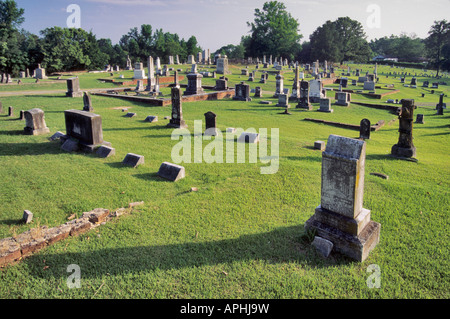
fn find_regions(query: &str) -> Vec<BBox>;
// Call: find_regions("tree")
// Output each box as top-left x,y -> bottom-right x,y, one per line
425,20 -> 450,76
309,17 -> 372,64
39,27 -> 106,72
369,33 -> 425,62
0,0 -> 27,76
245,1 -> 302,60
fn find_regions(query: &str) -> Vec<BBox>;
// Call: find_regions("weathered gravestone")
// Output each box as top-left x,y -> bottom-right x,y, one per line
215,77 -> 228,91
363,81 -> 375,91
204,111 -> 218,136
314,141 -> 325,151
8,106 -> 13,117
167,87 -> 188,129
122,153 -> 144,168
318,98 -> 333,113
391,99 -> 417,159
96,145 -> 115,158
359,119 -> 371,140
34,64 -> 47,79
273,73 -> 284,98
83,92 -> 93,112
305,134 -> 381,261
436,94 -> 445,115
61,110 -> 111,153
216,57 -> 230,75
66,78 -> 83,98
335,92 -> 351,106
144,115 -> 158,123
184,70 -> 204,96
296,80 -> 312,110
415,114 -> 424,124
157,162 -> 185,182
309,79 -> 324,103
254,86 -> 262,98
233,82 -> 252,102
24,108 -> 50,136
133,62 -> 147,80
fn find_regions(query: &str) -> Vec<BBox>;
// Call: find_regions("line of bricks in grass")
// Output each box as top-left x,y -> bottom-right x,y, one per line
0,202 -> 144,268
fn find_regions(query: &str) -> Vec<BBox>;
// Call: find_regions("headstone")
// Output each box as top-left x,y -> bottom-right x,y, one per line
410,77 -> 417,86
126,56 -> 132,70
22,210 -> 33,224
215,78 -> 228,91
34,64 -> 47,79
122,153 -> 144,168
340,78 -> 348,88
273,73 -> 284,97
157,162 -> 185,182
318,98 -> 333,113
187,55 -> 195,64
436,94 -> 445,115
335,92 -> 351,106
254,86 -> 262,98
238,132 -> 259,144
168,87 -> 188,129
146,56 -> 155,91
96,146 -> 115,158
391,99 -> 417,159
65,77 -> 83,98
204,111 -> 218,136
363,81 -> 375,91
415,114 -> 424,124
184,71 -> 204,96
63,110 -> 111,153
297,80 -> 312,110
216,57 -> 229,75
305,134 -> 381,262
83,92 -> 93,112
309,79 -> 324,103
19,110 -> 24,120
144,115 -> 158,123
312,236 -> 334,257
359,119 -> 371,140
24,108 -> 50,136
314,141 -> 325,151
276,93 -> 289,108
233,82 -> 252,102
133,62 -> 147,80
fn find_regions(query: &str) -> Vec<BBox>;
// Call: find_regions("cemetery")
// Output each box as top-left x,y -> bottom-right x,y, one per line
0,0 -> 448,302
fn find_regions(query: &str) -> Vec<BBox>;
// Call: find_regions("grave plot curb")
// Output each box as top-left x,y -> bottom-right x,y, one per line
0,202 -> 145,268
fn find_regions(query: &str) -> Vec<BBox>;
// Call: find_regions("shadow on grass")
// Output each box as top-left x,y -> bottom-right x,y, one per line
0,129 -> 24,136
0,142 -> 60,156
133,172 -> 167,182
23,225 -> 354,279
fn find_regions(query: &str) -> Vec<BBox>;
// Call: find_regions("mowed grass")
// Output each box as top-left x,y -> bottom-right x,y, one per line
0,63 -> 449,299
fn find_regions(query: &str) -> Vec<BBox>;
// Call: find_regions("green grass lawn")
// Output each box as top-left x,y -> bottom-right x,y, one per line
0,63 -> 449,299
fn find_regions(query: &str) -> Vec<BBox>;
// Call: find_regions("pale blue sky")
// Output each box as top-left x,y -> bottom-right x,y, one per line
15,0 -> 450,52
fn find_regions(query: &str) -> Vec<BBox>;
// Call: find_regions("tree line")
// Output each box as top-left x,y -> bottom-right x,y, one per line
1,0 -> 449,77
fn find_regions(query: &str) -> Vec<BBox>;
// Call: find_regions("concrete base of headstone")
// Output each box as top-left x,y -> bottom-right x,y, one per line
96,146 -> 115,158
60,135 -> 112,153
391,144 -> 417,159
157,162 -> 185,182
167,120 -> 188,129
66,91 -> 83,98
204,128 -> 219,136
122,153 -> 144,168
24,126 -> 50,136
305,213 -> 381,262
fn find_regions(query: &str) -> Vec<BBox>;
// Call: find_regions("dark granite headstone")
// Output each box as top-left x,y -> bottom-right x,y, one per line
63,109 -> 110,152
391,99 -> 417,159
96,146 -> 115,158
167,86 -> 187,128
83,92 -> 93,112
204,111 -> 218,136
8,106 -> 13,117
157,162 -> 185,182
359,118 -> 371,140
122,153 -> 144,168
233,82 -> 252,102
297,80 -> 312,110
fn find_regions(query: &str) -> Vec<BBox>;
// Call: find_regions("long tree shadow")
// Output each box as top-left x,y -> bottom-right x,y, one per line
24,225 -> 354,280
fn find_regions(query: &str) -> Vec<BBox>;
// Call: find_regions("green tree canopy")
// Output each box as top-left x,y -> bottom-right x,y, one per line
309,17 -> 372,64
425,20 -> 450,75
369,33 -> 425,62
245,1 -> 302,60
